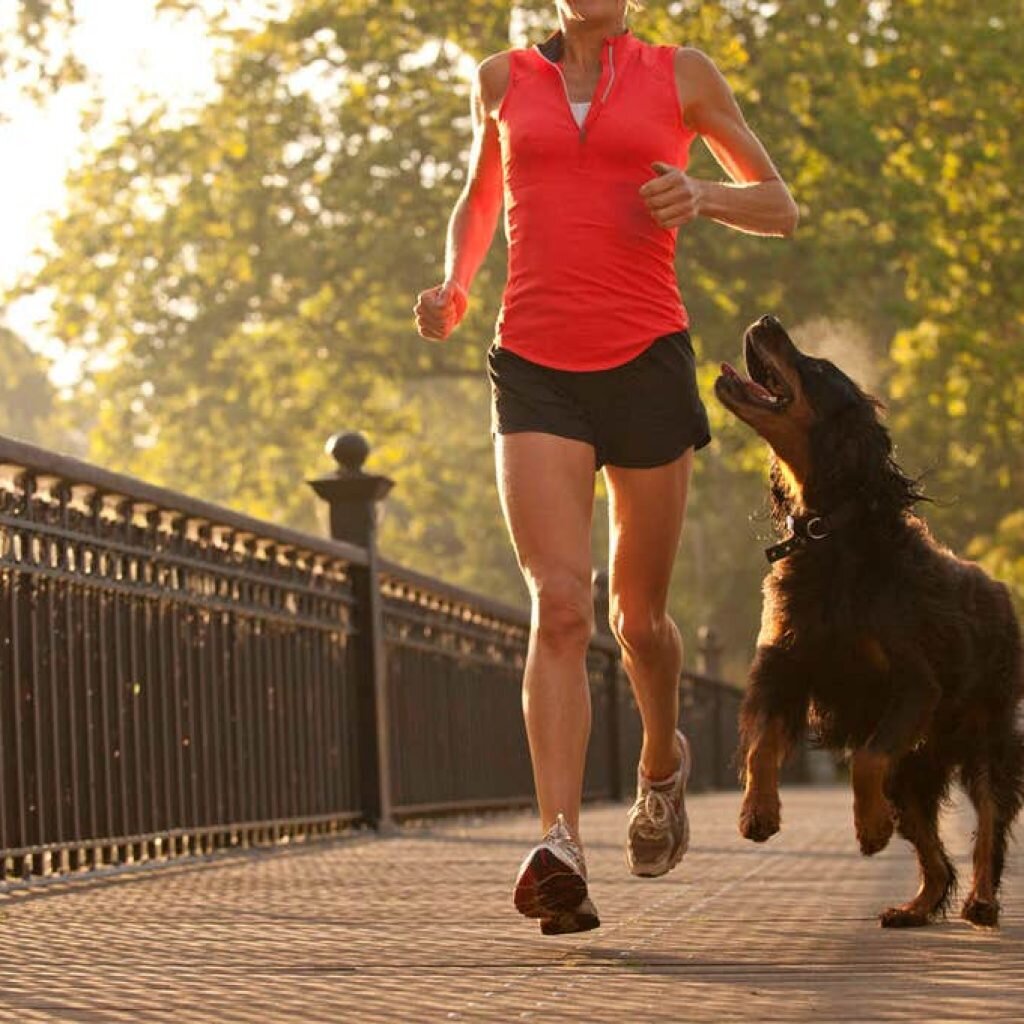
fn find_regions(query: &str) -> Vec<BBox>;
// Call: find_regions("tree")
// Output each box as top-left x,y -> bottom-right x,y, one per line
6,0 -> 1022,675
0,1 -> 83,116
0,327 -> 58,443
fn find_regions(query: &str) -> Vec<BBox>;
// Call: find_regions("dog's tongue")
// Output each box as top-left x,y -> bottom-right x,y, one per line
720,362 -> 775,401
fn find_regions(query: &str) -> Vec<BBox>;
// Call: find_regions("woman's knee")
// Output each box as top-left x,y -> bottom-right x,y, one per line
530,572 -> 594,650
610,599 -> 673,658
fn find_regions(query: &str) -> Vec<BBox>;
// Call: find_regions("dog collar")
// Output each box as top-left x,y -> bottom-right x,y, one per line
765,501 -> 862,564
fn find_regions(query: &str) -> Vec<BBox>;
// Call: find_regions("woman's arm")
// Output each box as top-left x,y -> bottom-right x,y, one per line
639,48 -> 798,238
415,55 -> 507,341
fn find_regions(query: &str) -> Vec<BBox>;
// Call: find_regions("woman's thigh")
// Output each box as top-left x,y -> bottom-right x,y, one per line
494,432 -> 596,596
603,449 -> 694,617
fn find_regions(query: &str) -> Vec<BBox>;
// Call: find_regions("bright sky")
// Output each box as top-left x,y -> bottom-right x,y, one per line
0,0 -> 218,380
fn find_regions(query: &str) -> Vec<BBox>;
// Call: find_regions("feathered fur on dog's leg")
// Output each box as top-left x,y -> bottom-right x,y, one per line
961,726 -> 1024,927
880,749 -> 956,928
738,645 -> 809,843
962,597 -> 1024,927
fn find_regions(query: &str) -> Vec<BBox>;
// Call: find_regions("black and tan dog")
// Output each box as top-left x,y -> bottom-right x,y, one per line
715,314 -> 1024,928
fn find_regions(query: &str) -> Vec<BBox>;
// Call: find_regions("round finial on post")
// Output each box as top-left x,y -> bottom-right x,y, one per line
308,431 -> 394,548
326,432 -> 370,475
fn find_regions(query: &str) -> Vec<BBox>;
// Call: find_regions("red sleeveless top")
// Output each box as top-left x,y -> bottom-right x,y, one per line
495,31 -> 696,371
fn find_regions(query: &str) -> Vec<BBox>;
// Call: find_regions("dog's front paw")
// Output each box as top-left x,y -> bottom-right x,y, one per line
855,802 -> 894,857
739,794 -> 780,843
879,905 -> 930,929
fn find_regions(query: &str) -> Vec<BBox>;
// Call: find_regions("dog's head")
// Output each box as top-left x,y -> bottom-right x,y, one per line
715,315 -> 921,516
714,314 -> 868,456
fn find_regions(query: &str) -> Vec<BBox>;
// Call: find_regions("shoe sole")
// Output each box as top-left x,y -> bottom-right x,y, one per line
540,904 -> 601,935
513,846 -> 588,920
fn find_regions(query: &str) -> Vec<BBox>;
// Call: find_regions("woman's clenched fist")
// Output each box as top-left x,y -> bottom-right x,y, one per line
639,161 -> 706,229
414,280 -> 468,341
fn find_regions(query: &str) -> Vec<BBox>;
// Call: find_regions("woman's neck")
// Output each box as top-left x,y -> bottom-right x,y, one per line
557,17 -> 627,69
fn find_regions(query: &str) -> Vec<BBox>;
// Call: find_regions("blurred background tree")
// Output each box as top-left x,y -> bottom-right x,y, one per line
0,326 -> 59,443
2,0 -> 1021,676
0,0 -> 83,115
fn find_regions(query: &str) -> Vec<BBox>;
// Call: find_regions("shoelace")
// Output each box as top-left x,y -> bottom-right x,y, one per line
628,785 -> 677,841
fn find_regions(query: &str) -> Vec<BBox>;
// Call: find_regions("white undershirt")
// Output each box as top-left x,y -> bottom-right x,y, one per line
570,101 -> 591,127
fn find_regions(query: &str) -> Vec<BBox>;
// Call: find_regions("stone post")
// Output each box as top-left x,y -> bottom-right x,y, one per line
308,432 -> 394,829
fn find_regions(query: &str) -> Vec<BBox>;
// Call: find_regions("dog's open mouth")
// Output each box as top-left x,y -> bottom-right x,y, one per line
718,337 -> 793,412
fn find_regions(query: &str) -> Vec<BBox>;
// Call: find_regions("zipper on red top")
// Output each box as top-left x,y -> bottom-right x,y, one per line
537,39 -> 618,144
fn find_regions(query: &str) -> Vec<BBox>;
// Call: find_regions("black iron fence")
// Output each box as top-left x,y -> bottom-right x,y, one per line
0,431 -> 755,884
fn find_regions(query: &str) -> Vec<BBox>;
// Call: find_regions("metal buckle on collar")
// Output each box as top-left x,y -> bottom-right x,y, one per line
805,516 -> 829,540
769,504 -> 857,564
785,513 -> 830,541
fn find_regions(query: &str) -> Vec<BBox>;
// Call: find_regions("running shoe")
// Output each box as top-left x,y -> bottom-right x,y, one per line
626,730 -> 692,878
513,813 -> 600,934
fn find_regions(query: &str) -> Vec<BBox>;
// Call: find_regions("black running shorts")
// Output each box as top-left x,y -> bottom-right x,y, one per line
487,331 -> 711,470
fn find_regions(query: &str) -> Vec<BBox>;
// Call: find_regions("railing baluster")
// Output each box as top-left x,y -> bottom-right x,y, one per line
46,534 -> 64,865
207,590 -> 225,843
80,512 -> 99,865
0,557 -> 11,861
156,558 -> 175,847
9,530 -> 27,866
64,567 -> 81,868
112,551 -> 130,860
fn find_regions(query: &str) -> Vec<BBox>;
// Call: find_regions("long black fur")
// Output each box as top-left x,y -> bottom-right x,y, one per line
728,318 -> 1024,924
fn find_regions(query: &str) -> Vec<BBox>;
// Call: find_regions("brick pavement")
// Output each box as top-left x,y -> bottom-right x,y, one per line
0,787 -> 1021,1023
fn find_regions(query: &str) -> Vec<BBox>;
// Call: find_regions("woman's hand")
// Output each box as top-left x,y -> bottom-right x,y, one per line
414,280 -> 468,341
639,162 -> 706,229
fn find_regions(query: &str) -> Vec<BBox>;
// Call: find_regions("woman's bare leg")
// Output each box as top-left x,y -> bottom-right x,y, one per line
495,432 -> 596,837
604,450 -> 694,779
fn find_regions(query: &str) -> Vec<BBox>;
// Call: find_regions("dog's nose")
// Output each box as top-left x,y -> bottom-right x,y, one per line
759,313 -> 780,327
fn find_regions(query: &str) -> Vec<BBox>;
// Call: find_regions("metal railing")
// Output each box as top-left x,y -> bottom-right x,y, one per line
0,431 -> 752,883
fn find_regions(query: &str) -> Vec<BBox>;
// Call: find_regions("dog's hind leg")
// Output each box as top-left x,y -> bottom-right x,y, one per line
879,750 -> 955,928
961,766 -> 1001,927
961,730 -> 1024,928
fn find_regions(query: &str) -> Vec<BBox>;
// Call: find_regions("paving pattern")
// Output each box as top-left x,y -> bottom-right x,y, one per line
1,787 -> 1022,1022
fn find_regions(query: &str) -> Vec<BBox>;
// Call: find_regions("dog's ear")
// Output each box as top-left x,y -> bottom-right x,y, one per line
835,398 -> 891,469
810,394 -> 891,498
810,392 -> 925,514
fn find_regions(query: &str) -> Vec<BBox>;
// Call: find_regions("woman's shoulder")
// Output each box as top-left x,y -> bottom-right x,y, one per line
478,50 -> 513,88
477,52 -> 512,116
478,47 -> 541,114
671,46 -> 723,85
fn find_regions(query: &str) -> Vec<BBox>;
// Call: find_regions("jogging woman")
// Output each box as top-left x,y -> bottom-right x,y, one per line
414,0 -> 796,934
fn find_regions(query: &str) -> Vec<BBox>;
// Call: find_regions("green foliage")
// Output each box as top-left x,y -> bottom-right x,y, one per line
4,0 -> 1022,670
0,0 -> 83,115
0,327 -> 58,443
971,512 -> 1024,614
10,0 -> 519,560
